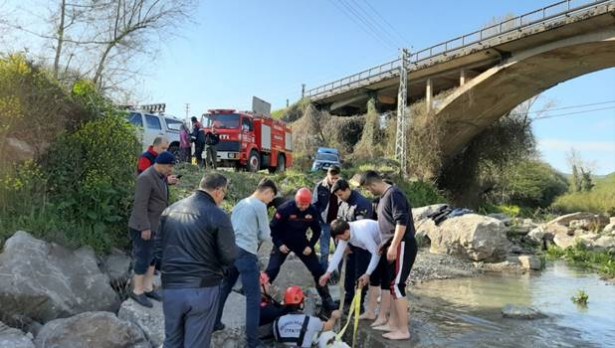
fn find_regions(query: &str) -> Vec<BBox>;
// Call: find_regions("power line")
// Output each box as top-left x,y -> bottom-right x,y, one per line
347,0 -> 405,48
331,0 -> 398,50
531,106 -> 615,121
513,100 -> 615,116
357,0 -> 409,46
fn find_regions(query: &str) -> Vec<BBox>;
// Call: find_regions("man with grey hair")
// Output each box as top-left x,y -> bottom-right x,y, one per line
138,136 -> 169,174
157,173 -> 236,348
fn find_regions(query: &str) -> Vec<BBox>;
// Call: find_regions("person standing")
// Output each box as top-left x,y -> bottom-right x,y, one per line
330,179 -> 373,310
128,151 -> 176,308
264,188 -> 338,312
137,136 -> 169,174
359,171 -> 418,341
157,173 -> 236,348
190,116 -> 206,168
204,126 -> 220,170
179,123 -> 192,163
312,166 -> 341,270
215,178 -> 278,348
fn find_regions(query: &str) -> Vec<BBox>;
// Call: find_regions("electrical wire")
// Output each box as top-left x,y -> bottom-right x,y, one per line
328,0 -> 398,51
530,106 -> 615,121
357,0 -> 409,46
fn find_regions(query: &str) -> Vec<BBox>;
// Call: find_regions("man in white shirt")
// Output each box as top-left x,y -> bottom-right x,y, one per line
318,219 -> 383,319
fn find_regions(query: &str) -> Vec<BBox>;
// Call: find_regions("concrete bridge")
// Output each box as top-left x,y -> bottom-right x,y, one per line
305,0 -> 615,158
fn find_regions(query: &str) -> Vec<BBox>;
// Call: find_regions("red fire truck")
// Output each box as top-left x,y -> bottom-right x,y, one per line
200,109 -> 293,172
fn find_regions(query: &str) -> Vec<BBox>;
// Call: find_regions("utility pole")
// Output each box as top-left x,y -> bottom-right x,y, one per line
395,49 -> 409,176
185,103 -> 190,123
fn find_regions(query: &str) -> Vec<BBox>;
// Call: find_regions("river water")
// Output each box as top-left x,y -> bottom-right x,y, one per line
351,262 -> 615,348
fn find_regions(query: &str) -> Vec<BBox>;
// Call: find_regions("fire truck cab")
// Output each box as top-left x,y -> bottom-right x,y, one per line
201,109 -> 292,172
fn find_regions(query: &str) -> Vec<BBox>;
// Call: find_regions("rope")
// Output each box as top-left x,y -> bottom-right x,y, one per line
335,285 -> 362,347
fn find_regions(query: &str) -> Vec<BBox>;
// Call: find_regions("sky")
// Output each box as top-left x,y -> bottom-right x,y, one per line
6,0 -> 615,174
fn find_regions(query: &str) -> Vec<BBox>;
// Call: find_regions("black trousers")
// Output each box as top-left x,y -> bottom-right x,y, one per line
265,246 -> 325,284
194,144 -> 204,168
344,246 -> 370,307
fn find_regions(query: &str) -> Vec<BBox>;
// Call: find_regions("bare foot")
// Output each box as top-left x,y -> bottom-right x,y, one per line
372,324 -> 395,332
359,312 -> 376,320
383,330 -> 411,340
370,318 -> 388,327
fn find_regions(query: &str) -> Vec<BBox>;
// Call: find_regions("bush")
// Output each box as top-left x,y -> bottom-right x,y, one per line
43,111 -> 140,251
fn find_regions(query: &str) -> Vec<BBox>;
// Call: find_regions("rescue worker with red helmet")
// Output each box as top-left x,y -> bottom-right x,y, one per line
273,286 -> 341,347
264,188 -> 338,312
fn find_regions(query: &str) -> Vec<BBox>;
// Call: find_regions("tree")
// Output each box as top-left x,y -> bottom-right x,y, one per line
91,0 -> 196,89
568,148 -> 594,192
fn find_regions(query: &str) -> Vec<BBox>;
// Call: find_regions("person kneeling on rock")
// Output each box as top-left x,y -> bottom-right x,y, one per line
274,286 -> 342,348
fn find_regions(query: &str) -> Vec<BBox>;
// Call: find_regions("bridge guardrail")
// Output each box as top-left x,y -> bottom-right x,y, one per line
305,0 -> 613,100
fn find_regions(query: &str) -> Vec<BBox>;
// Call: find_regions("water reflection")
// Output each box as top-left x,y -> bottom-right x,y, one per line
351,262 -> 615,348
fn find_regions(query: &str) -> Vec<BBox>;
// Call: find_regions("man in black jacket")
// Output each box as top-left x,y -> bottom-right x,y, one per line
190,116 -> 206,168
264,188 -> 338,312
312,166 -> 341,270
157,173 -> 236,348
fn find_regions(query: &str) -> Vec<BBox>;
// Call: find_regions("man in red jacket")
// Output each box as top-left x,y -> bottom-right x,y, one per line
137,137 -> 169,174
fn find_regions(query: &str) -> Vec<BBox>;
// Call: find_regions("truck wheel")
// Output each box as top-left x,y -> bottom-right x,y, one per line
248,150 -> 260,172
276,154 -> 286,173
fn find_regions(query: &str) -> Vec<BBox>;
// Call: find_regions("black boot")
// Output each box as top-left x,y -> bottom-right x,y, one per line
317,286 -> 339,312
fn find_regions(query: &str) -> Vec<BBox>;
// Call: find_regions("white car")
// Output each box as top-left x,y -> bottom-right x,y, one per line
127,111 -> 183,156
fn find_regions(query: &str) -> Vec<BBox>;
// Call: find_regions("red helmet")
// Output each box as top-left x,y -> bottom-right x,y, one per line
284,286 -> 305,306
295,188 -> 312,205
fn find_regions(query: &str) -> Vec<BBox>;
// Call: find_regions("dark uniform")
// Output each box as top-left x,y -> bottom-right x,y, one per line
337,190 -> 374,308
265,200 -> 336,310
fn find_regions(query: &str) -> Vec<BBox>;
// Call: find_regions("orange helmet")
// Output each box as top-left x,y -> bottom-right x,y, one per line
295,188 -> 312,205
284,286 -> 305,306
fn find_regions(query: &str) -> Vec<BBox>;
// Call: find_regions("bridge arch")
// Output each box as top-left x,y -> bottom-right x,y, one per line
436,27 -> 615,159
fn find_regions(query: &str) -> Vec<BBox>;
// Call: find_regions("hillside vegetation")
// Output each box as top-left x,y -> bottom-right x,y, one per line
552,173 -> 615,214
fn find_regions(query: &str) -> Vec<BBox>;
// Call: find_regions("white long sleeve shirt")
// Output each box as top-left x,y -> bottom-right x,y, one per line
326,219 -> 382,275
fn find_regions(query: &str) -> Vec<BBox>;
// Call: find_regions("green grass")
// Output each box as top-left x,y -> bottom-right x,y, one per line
571,289 -> 589,306
547,243 -> 615,279
552,173 -> 615,215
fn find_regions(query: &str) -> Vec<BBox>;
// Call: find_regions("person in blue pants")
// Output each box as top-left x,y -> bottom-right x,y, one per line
215,178 -> 278,348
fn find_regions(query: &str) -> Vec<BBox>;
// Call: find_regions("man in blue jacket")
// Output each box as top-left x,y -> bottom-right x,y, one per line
312,166 -> 342,270
264,188 -> 338,311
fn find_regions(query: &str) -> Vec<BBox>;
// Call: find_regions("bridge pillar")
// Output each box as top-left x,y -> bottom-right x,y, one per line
460,69 -> 467,86
426,78 -> 433,113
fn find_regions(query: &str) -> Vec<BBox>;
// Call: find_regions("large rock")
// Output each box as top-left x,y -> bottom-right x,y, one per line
0,322 -> 34,348
518,255 -> 542,270
502,304 -> 546,319
427,214 -> 509,262
33,312 -> 148,348
553,233 -> 577,249
547,213 -> 608,229
593,236 -> 615,250
118,298 -> 165,347
101,248 -> 132,285
603,218 -> 615,234
0,232 -> 119,323
527,226 -> 546,244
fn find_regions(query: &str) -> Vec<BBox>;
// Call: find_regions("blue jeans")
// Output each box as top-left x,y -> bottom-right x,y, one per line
319,223 -> 331,270
215,248 -> 261,348
162,286 -> 220,348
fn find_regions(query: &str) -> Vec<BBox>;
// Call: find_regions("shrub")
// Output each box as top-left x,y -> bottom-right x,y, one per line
552,173 -> 615,214
43,111 -> 140,251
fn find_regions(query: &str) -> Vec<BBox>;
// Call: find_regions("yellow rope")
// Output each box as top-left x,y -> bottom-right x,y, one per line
334,285 -> 361,347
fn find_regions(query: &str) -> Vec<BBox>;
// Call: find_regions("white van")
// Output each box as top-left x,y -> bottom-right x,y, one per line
127,111 -> 183,155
